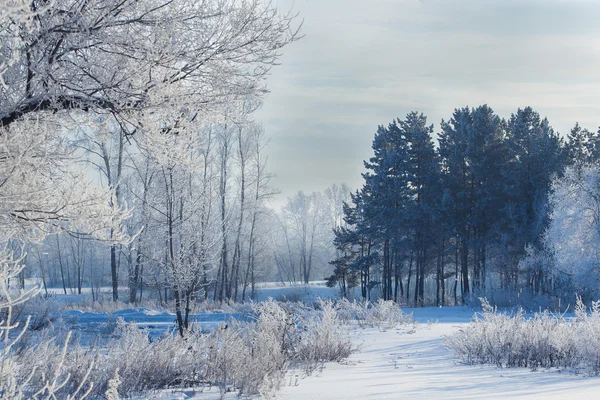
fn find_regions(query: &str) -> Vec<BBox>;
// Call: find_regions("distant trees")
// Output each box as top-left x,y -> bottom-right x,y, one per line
275,185 -> 350,286
331,105 -> 599,305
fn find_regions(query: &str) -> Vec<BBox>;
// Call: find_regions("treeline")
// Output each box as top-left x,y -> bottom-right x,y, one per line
328,105 -> 600,306
20,116 -> 279,317
23,117 -> 349,310
273,185 -> 351,285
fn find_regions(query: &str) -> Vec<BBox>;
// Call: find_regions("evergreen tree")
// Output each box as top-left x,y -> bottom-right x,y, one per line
403,112 -> 439,305
438,107 -> 475,300
362,121 -> 411,300
501,107 -> 564,293
343,104 -> 570,305
565,123 -> 600,167
438,105 -> 507,299
326,225 -> 361,298
327,191 -> 374,300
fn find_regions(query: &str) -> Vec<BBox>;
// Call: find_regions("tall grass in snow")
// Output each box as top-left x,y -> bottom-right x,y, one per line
12,300 -> 356,398
446,298 -> 600,374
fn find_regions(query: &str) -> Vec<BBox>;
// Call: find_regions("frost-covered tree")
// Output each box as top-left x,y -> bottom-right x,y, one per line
136,111 -> 223,333
0,118 -> 130,244
544,164 -> 600,299
281,191 -> 327,284
0,0 -> 300,305
0,0 -> 300,127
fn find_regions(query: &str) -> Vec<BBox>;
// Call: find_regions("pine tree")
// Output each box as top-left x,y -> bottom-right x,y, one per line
438,105 -> 507,299
565,123 -> 600,167
362,121 -> 411,300
439,107 -> 475,300
326,226 -> 360,298
403,112 -> 439,305
501,107 -> 564,293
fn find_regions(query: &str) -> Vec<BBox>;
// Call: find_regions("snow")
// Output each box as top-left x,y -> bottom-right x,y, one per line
276,306 -> 600,400
138,305 -> 600,399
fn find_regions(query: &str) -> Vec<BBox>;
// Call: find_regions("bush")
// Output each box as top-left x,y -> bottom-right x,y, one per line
336,298 -> 412,331
12,299 -> 356,398
445,297 -> 600,374
18,318 -> 208,398
206,300 -> 299,396
296,300 -> 354,372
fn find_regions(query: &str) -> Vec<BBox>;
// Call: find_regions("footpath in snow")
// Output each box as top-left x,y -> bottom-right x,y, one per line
276,306 -> 600,400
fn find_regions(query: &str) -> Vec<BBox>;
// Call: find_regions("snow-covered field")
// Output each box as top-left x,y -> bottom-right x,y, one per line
147,306 -> 600,400
277,307 -> 600,400
19,285 -> 600,399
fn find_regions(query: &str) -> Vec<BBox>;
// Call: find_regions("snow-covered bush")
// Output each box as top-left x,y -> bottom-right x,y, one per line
296,300 -> 354,372
0,252 -> 96,399
446,298 -> 600,374
206,300 -> 299,396
336,299 -> 412,330
20,318 -> 207,398
202,299 -> 354,395
9,299 -> 356,398
574,299 -> 600,374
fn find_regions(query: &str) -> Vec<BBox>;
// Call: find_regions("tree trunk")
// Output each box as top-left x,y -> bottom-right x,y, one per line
56,236 -> 67,295
110,240 -> 119,302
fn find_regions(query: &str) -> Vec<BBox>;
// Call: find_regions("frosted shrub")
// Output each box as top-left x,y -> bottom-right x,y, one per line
446,297 -> 600,375
334,298 -> 356,324
338,299 -> 412,330
206,300 -> 300,396
296,300 -> 354,372
206,322 -> 252,395
105,369 -> 120,400
13,299 -> 357,398
574,299 -> 600,374
23,319 -> 209,398
0,252 -> 94,399
96,321 -> 208,393
242,300 -> 304,393
206,300 -> 355,395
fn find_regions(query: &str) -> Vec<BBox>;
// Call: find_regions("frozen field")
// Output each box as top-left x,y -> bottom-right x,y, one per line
149,306 -> 600,400
277,306 -> 599,400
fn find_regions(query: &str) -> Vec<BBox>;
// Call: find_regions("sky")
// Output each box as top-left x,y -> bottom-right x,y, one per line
255,0 -> 600,208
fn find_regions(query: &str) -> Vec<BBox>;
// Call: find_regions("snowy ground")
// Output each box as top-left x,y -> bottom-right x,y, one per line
276,307 -> 600,400
149,306 -> 600,399
35,284 -> 600,399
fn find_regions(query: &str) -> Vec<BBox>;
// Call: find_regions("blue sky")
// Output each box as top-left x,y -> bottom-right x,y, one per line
256,0 -> 600,207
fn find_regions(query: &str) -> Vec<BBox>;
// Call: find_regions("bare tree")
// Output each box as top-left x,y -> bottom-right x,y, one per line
74,117 -> 127,300
215,124 -> 233,303
282,191 -> 326,284
0,0 -> 301,128
242,125 -> 276,300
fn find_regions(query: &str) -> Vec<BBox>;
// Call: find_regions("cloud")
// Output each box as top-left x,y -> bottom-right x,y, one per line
260,0 -> 600,207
